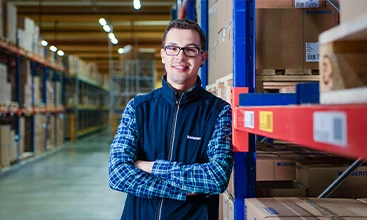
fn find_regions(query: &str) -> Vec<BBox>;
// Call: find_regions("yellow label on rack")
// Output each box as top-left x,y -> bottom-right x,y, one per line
259,111 -> 273,132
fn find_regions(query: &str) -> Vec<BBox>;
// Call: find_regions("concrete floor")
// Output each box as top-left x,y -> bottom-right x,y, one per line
0,130 -> 126,220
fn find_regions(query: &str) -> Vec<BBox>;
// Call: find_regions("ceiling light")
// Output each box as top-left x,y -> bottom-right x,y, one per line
133,0 -> 141,10
103,25 -> 111,32
50,45 -> 57,52
57,50 -> 64,56
41,40 -> 48,47
99,18 -> 107,26
108,33 -> 116,40
111,38 -> 118,45
123,44 -> 132,53
118,48 -> 124,54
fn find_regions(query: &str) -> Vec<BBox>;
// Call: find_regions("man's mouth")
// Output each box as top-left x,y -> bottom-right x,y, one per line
173,65 -> 188,71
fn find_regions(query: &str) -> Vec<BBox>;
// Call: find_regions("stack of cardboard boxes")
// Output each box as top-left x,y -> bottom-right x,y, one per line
246,197 -> 367,219
203,1 -> 367,217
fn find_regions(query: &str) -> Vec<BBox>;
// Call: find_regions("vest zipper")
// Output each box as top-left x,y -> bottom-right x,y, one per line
157,93 -> 183,220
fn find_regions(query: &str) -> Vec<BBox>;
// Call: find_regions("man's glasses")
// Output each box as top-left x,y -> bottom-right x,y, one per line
163,46 -> 203,57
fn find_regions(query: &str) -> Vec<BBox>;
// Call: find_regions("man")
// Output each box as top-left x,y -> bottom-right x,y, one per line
109,18 -> 233,220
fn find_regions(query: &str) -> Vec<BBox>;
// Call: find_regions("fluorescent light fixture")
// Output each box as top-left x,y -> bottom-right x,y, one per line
123,44 -> 132,53
111,38 -> 118,45
118,48 -> 124,54
50,45 -> 57,52
103,25 -> 111,32
41,40 -> 48,47
108,33 -> 116,40
99,18 -> 107,26
133,0 -> 141,10
57,50 -> 64,56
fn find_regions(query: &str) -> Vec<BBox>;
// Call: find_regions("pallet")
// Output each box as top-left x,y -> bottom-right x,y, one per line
257,69 -> 319,76
319,15 -> 367,94
256,69 -> 320,93
206,74 -> 233,103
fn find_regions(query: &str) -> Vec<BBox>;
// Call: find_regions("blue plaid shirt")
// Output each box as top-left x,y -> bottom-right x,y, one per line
109,98 -> 233,201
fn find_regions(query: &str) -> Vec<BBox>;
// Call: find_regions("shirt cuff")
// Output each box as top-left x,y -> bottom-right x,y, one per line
152,159 -> 174,180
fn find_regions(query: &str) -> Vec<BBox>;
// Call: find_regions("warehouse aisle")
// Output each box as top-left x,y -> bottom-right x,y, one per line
0,130 -> 126,220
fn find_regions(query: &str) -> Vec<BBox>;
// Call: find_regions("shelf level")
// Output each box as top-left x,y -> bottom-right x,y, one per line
233,104 -> 367,160
0,39 -> 64,72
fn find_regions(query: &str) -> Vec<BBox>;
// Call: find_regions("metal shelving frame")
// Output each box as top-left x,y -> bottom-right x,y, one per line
64,73 -> 109,141
196,0 -> 367,219
109,59 -> 156,136
0,38 -> 65,163
229,1 -> 367,220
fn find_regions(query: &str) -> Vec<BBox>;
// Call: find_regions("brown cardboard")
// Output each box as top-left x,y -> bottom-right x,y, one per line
296,161 -> 367,198
340,0 -> 367,24
245,197 -> 367,220
256,0 -> 327,8
228,196 -> 234,220
0,125 -> 10,167
257,181 -> 307,197
256,8 -> 304,69
303,6 -> 339,69
257,156 -> 297,181
256,7 -> 338,70
357,199 -> 367,205
221,192 -> 230,220
227,168 -> 234,196
19,117 -> 25,156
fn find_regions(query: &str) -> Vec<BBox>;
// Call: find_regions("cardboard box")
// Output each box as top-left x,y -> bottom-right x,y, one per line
0,125 -> 10,167
228,196 -> 234,220
256,0 -> 327,8
256,7 -> 338,70
296,161 -> 367,198
257,156 -> 297,181
257,181 -> 307,197
245,197 -> 367,220
340,0 -> 367,24
358,199 -> 367,205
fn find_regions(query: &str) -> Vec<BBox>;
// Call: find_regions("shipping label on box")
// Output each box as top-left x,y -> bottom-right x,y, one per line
295,0 -> 320,8
306,42 -> 320,62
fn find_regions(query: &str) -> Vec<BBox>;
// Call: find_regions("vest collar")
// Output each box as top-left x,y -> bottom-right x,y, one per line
162,75 -> 203,105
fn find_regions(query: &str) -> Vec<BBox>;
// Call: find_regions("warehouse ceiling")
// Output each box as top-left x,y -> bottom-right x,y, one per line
11,0 -> 176,75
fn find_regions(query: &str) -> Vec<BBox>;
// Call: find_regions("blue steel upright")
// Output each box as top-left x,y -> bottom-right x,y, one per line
30,61 -> 36,153
233,0 -> 256,220
15,51 -> 20,160
200,0 -> 208,87
186,0 -> 197,21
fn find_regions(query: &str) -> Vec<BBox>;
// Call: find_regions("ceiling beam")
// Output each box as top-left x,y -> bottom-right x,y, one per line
59,44 -> 161,51
17,14 -> 170,23
13,1 -> 174,7
41,31 -> 163,40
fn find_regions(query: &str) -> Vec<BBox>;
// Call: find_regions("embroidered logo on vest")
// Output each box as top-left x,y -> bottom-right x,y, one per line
187,135 -> 201,141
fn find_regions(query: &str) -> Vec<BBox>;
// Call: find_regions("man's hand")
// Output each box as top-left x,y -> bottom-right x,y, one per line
134,160 -> 154,174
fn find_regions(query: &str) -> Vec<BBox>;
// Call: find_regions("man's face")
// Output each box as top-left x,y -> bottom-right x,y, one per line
161,28 -> 207,91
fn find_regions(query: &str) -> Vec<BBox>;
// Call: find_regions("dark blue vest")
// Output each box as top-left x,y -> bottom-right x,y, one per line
122,76 -> 228,220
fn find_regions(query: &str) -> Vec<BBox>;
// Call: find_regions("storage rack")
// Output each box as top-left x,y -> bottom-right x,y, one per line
232,2 -> 367,220
0,38 -> 65,166
194,0 -> 367,219
109,59 -> 156,136
64,74 -> 109,141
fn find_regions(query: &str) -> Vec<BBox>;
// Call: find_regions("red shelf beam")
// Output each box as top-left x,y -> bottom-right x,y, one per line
0,39 -> 64,72
233,104 -> 367,160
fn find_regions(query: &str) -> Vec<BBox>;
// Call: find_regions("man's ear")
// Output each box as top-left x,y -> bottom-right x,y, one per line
201,51 -> 208,67
160,48 -> 165,64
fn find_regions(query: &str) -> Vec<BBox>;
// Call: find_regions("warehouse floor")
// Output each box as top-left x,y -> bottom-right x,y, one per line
0,130 -> 126,220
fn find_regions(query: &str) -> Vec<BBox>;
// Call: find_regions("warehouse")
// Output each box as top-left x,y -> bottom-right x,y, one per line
0,0 -> 367,219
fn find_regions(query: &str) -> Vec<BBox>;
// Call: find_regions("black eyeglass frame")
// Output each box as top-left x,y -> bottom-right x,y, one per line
163,45 -> 205,58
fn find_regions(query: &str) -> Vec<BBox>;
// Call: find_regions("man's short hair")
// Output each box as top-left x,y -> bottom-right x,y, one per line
162,18 -> 207,51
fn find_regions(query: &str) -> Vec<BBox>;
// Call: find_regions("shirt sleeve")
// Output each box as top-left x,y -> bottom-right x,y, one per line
151,104 -> 233,195
108,99 -> 186,201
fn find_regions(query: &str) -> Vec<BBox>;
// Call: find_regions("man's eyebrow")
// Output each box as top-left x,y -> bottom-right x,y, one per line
166,43 -> 200,48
